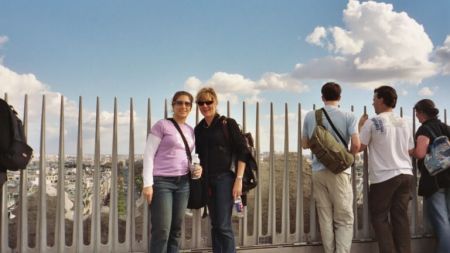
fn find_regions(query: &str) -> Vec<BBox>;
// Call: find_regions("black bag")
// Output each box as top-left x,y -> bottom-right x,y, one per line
0,100 -> 33,171
221,117 -> 258,193
168,118 -> 207,209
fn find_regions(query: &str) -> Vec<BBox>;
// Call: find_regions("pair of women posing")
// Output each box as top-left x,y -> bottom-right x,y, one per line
143,88 -> 247,253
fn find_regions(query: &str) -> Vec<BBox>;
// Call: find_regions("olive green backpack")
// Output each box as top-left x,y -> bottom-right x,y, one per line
309,108 -> 354,173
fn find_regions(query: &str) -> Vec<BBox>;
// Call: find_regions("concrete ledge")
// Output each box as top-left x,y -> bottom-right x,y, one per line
182,237 -> 436,253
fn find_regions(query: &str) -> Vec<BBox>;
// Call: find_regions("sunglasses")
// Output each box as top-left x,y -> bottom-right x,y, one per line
196,100 -> 214,106
173,101 -> 192,107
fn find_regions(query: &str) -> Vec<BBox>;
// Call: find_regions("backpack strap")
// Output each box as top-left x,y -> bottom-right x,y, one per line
168,118 -> 192,162
317,108 -> 348,147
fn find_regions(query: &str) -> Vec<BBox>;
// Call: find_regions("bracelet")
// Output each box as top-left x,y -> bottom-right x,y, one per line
236,175 -> 243,180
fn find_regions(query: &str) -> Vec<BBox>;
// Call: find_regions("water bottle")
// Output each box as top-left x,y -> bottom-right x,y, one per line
191,153 -> 201,179
233,196 -> 244,218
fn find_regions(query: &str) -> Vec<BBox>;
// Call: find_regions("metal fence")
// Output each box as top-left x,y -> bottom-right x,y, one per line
1,94 -> 446,253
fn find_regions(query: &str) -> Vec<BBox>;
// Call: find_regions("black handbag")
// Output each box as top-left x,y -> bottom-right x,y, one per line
168,118 -> 207,209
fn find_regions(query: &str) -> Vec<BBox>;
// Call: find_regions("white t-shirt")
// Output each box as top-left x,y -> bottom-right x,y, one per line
359,112 -> 414,184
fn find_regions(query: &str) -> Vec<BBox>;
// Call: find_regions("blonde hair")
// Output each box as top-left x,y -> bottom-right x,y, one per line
196,87 -> 218,103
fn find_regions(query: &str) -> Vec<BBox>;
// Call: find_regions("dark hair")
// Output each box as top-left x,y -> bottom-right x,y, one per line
414,99 -> 439,119
172,91 -> 193,105
374,85 -> 397,108
321,82 -> 341,101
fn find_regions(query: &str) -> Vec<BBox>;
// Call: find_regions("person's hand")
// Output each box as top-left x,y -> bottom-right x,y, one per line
193,164 -> 202,178
143,186 -> 153,204
359,114 -> 368,129
232,178 -> 243,199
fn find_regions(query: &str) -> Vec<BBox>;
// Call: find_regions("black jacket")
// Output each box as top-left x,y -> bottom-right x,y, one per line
194,114 -> 248,178
0,99 -> 11,185
416,118 -> 450,198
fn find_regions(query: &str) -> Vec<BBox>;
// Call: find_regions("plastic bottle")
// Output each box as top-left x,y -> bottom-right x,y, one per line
233,196 -> 244,218
191,153 -> 201,179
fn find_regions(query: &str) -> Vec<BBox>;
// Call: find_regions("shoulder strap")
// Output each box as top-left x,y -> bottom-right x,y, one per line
168,118 -> 192,162
320,108 -> 348,147
314,109 -> 323,127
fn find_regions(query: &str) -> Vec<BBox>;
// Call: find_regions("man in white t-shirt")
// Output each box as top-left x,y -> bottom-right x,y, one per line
359,86 -> 414,253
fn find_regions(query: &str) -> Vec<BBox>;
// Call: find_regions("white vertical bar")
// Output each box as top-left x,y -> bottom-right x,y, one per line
144,98 -> 151,251
296,103 -> 305,242
55,95 -> 66,253
255,102 -> 261,243
127,98 -> 135,251
309,104 -> 317,242
18,94 -> 30,252
91,97 -> 101,252
362,106 -> 370,238
164,99 -> 168,119
411,108 -> 418,236
37,95 -> 48,252
109,98 -> 119,252
269,103 -> 275,240
73,96 -> 84,253
350,105 -> 359,239
282,103 -> 289,242
241,101 -> 246,246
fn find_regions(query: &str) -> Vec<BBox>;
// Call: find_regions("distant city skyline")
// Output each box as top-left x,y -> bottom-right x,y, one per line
1,0 -> 449,154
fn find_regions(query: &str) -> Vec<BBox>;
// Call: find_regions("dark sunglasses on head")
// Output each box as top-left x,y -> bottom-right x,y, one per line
173,101 -> 192,107
196,100 -> 214,106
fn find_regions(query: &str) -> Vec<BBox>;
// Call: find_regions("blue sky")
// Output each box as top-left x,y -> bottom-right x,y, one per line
0,0 -> 449,154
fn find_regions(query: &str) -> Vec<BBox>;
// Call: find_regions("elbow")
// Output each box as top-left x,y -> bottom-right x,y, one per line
350,145 -> 360,155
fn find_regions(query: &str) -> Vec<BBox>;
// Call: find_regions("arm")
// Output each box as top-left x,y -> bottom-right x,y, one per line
142,133 -> 162,204
349,133 -> 361,155
413,135 -> 430,159
358,115 -> 370,153
232,160 -> 245,199
301,137 -> 310,149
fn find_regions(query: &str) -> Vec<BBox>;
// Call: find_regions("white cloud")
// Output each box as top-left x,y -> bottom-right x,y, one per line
296,0 -> 437,88
184,71 -> 309,104
306,27 -> 327,47
0,64 -> 146,155
418,86 -> 434,97
0,35 -> 8,47
433,35 -> 450,75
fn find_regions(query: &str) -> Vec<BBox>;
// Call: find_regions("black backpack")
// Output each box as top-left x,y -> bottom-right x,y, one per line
0,100 -> 33,171
220,117 -> 258,193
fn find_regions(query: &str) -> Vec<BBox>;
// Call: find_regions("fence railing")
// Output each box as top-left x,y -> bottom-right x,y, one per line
1,94 -> 446,253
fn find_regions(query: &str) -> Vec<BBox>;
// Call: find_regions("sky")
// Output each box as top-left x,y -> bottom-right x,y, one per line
0,0 -> 449,154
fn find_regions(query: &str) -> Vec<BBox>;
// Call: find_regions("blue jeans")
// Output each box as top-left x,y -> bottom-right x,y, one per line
208,171 -> 236,253
426,187 -> 450,253
149,175 -> 190,253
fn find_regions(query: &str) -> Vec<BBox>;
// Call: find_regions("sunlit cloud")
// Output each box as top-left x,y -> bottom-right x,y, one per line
184,71 -> 309,104
296,0 -> 438,88
433,35 -> 450,75
418,86 -> 435,97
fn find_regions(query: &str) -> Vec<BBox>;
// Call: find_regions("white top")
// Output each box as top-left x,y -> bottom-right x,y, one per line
359,111 -> 414,184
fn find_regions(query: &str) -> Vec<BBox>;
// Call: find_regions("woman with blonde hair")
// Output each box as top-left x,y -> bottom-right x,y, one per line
194,87 -> 249,253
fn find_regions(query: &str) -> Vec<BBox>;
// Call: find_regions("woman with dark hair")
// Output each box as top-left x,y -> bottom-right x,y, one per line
142,91 -> 202,253
413,99 -> 450,253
